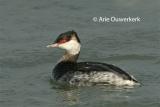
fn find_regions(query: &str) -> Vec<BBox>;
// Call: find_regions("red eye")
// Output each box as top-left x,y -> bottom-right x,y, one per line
59,39 -> 66,44
58,38 -> 69,44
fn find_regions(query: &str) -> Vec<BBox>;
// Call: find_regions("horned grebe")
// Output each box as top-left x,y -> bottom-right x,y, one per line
47,30 -> 139,86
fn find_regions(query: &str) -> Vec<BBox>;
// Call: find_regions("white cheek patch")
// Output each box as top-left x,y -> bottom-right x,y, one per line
58,40 -> 81,55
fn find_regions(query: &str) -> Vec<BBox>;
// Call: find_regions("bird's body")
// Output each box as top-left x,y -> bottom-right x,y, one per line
53,61 -> 138,86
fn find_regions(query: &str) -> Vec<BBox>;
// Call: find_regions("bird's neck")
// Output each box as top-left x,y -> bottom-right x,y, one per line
59,51 -> 80,63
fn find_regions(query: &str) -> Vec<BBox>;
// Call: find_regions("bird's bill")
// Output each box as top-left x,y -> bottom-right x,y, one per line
46,43 -> 58,48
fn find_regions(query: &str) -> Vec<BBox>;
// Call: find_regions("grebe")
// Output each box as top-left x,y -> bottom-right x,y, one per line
47,30 -> 139,86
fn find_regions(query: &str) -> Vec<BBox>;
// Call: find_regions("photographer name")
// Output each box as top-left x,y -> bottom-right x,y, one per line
93,16 -> 141,23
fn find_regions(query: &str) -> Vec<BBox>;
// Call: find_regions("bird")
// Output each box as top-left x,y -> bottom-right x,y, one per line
47,30 -> 139,86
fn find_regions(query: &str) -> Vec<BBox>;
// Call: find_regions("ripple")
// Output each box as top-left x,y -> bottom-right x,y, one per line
0,48 -> 58,68
106,54 -> 157,61
0,89 -> 16,96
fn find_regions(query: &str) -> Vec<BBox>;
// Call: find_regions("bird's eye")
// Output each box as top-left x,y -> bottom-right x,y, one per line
58,37 -> 69,44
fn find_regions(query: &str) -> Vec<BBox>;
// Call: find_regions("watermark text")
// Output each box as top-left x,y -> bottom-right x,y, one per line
92,16 -> 141,23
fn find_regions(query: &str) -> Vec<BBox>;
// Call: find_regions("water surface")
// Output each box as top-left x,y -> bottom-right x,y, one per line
0,0 -> 160,107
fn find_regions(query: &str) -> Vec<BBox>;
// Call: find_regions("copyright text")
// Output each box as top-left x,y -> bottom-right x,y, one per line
92,16 -> 141,23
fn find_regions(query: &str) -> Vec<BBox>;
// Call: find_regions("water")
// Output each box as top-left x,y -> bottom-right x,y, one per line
0,0 -> 160,107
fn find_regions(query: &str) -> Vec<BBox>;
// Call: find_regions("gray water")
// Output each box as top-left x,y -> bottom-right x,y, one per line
0,0 -> 160,107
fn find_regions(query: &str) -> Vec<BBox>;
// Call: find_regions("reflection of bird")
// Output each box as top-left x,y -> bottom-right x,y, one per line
47,30 -> 139,86
63,90 -> 79,106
